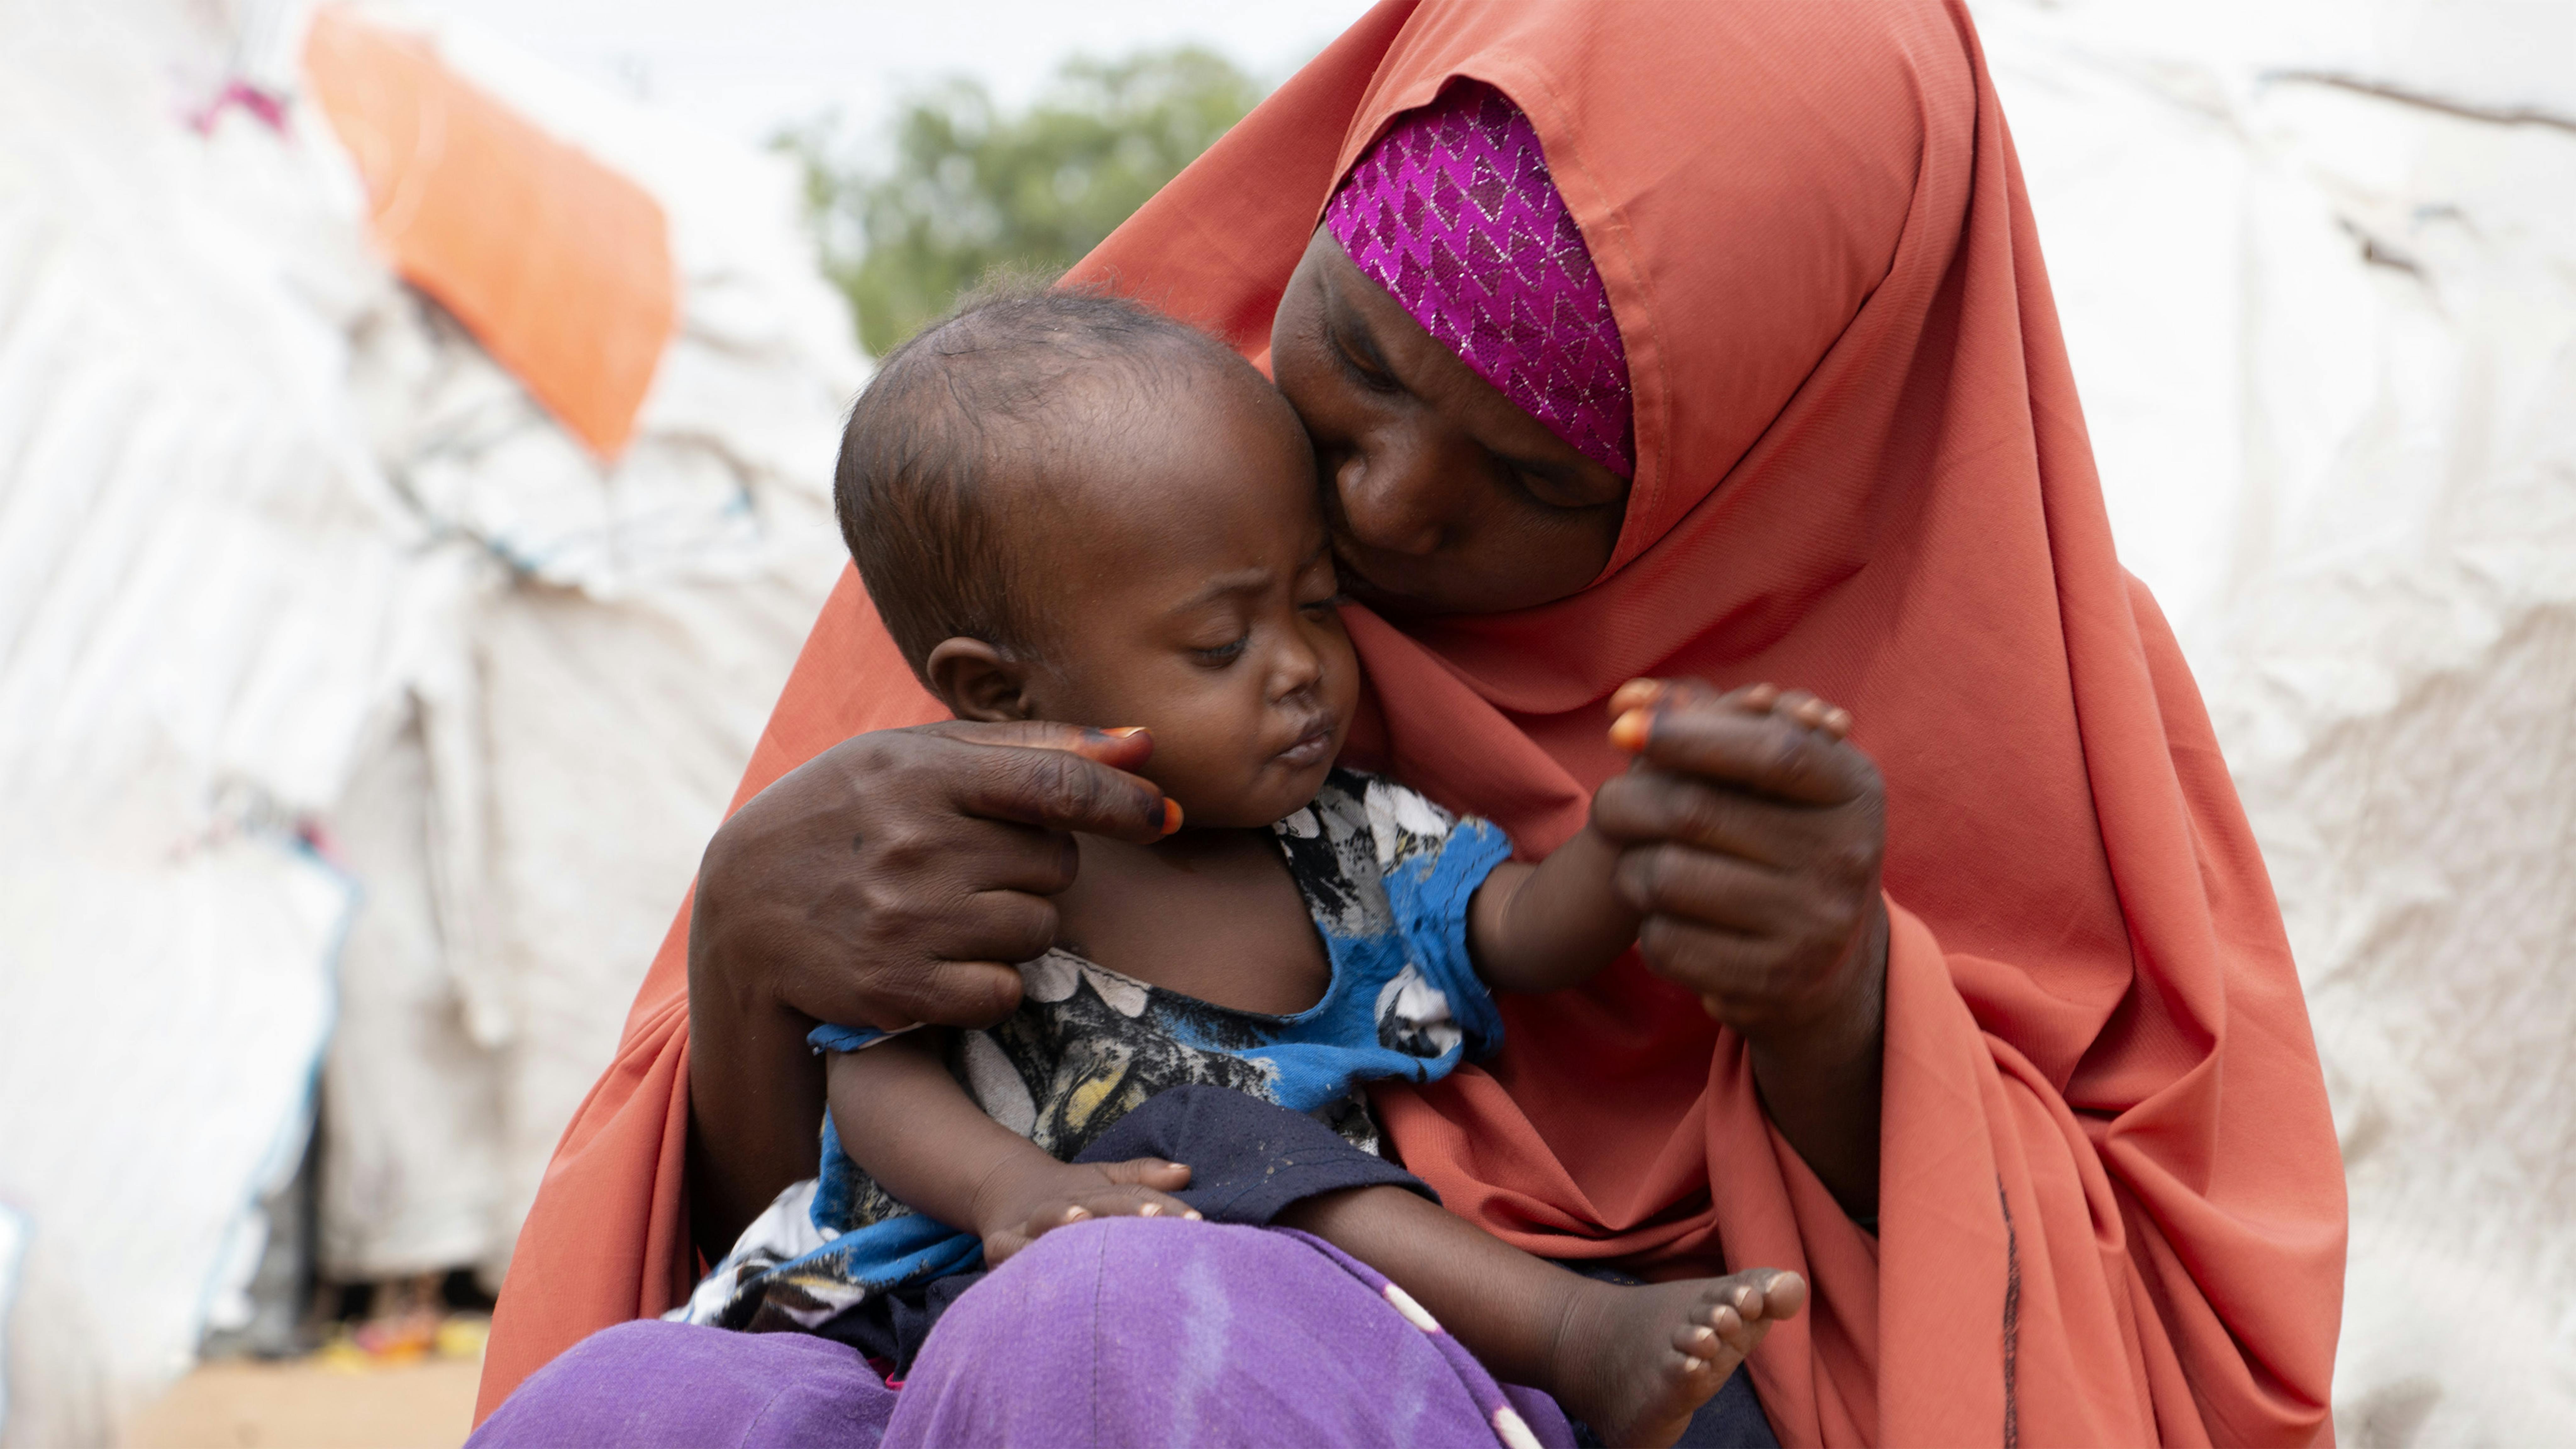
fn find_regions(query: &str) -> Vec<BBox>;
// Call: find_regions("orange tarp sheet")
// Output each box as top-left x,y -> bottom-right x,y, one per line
304,7 -> 674,459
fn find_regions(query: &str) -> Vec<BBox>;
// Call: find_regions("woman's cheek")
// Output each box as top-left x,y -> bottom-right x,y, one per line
1322,630 -> 1363,730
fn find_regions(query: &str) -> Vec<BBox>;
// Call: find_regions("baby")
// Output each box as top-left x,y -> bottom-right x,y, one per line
680,287 -> 1804,1447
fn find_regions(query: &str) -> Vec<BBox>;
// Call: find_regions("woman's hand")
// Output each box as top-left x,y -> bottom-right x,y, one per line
1591,680 -> 1888,1220
972,1157 -> 1199,1268
686,721 -> 1178,1257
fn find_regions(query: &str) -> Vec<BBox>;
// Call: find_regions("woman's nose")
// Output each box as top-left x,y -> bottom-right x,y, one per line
1332,433 -> 1449,558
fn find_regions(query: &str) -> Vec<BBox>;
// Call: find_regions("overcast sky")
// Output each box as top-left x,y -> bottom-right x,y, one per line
412,1 -> 2576,157
422,0 -> 1377,148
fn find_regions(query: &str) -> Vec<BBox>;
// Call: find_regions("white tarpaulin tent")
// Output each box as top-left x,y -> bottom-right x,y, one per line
1980,1 -> 2576,1440
0,0 -> 2568,1444
0,1 -> 858,1442
303,5 -> 865,1298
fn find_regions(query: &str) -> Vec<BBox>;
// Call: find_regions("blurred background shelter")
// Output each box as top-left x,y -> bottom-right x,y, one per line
1980,3 -> 2576,1441
0,0 -> 859,1441
0,0 -> 2570,1445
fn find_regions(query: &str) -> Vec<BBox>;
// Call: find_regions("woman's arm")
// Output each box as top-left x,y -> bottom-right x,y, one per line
1588,680 -> 1890,1222
684,720 -> 1176,1260
827,1036 -> 1197,1264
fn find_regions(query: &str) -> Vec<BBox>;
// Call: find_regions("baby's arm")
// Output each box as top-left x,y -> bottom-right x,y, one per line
1470,683 -> 1861,996
1465,823 -> 1643,995
825,1034 -> 1198,1265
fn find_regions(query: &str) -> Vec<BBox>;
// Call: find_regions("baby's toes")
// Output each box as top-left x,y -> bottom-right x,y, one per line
1742,1268 -> 1808,1324
1672,1302 -> 1746,1365
1696,1285 -> 1770,1356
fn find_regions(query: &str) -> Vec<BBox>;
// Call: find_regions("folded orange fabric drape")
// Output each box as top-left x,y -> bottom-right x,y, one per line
304,7 -> 673,458
480,3 -> 2346,1441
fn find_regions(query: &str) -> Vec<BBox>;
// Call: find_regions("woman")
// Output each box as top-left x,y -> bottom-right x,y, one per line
475,1 -> 2346,1443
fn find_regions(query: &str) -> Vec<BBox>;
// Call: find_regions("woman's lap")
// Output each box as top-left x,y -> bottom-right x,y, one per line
475,1218 -> 1568,1448
468,1315 -> 898,1448
473,1218 -> 1771,1448
898,1218 -> 1572,1448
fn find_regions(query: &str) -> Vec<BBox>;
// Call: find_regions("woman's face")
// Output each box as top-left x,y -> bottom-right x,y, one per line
1269,228 -> 1632,617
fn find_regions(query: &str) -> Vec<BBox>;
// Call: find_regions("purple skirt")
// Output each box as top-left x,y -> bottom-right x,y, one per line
472,1218 -> 1574,1448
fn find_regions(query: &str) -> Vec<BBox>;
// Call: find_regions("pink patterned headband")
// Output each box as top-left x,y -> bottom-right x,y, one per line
1323,80 -> 1635,479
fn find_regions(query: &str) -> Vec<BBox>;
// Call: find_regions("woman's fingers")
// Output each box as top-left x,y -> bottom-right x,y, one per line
847,961 -> 1028,1034
1640,908 -> 1879,1041
919,819 -> 1081,897
923,719 -> 1180,842
1609,679 -> 1862,796
1612,841 -> 1798,927
938,888 -> 1062,962
1764,688 -> 1851,740
792,876 -> 1058,1030
825,723 -> 1180,1025
1611,677 -> 1797,718
1593,772 -> 1830,865
856,948 -> 1057,1031
1619,836 -> 1874,960
1634,913 -> 1781,1006
1589,680 -> 1889,1052
692,721 -> 1188,1251
1608,677 -> 1669,715
1619,703 -> 1871,806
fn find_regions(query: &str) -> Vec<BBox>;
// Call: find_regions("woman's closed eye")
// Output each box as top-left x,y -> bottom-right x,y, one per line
1326,321 -> 1402,395
1503,458 -> 1603,513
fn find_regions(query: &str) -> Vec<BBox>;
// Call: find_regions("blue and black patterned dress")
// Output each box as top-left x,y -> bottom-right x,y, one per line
675,768 -> 1516,1340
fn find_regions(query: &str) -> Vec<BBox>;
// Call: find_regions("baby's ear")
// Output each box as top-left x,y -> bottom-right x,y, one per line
924,637 -> 1033,723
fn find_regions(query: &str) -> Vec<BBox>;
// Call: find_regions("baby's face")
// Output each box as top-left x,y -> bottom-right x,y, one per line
1013,372 -> 1359,830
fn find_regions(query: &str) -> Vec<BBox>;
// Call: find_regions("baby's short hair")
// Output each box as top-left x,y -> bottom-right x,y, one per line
835,283 -> 1251,676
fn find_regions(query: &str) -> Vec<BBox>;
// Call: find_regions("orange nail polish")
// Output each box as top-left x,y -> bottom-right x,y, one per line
1161,797 -> 1185,835
1609,708 -> 1652,753
1104,725 -> 1147,738
1609,678 -> 1664,715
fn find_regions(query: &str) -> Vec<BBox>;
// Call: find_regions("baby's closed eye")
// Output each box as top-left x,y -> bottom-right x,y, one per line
1191,633 -> 1250,666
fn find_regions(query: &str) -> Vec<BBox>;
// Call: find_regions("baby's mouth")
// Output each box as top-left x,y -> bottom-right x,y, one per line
1274,719 -> 1336,770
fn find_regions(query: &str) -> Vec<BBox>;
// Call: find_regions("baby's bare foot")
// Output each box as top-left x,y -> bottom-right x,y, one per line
1554,1268 -> 1807,1448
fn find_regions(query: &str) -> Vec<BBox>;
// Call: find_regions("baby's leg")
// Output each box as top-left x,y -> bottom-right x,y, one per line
1280,1187 -> 1804,1449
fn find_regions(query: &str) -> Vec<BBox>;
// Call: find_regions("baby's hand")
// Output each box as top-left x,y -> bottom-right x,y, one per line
974,1157 -> 1198,1266
1597,677 -> 1886,1050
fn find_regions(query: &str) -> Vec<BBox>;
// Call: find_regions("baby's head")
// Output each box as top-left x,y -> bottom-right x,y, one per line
836,286 -> 1358,830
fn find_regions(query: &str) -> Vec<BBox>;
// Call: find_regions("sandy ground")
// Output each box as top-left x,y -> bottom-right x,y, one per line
121,1352 -> 481,1449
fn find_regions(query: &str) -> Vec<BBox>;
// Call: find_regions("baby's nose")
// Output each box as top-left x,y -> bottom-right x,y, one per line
1268,636 -> 1325,699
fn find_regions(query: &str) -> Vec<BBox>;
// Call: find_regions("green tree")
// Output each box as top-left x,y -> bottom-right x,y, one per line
786,48 -> 1265,357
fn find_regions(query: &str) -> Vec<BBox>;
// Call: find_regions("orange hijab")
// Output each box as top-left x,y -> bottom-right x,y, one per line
480,3 -> 2346,1441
